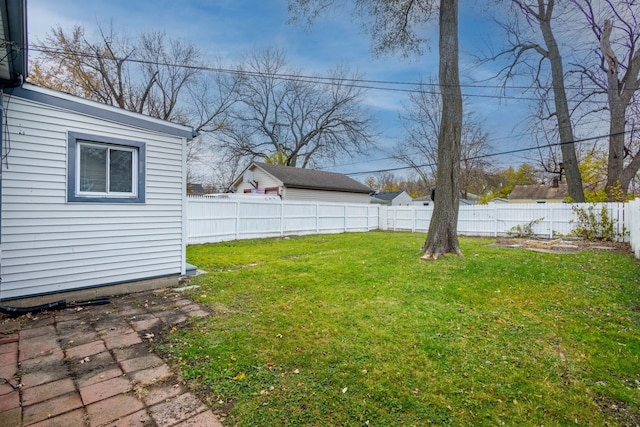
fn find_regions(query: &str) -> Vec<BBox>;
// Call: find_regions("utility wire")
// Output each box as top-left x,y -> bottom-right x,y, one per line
24,44 -> 633,176
27,44 -> 614,103
342,129 -> 630,176
325,114 -> 627,171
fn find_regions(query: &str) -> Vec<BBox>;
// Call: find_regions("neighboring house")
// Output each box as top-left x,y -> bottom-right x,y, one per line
508,180 -> 569,203
371,191 -> 413,206
412,196 -> 432,206
412,191 -> 477,206
231,162 -> 371,203
488,198 -> 509,204
0,83 -> 195,301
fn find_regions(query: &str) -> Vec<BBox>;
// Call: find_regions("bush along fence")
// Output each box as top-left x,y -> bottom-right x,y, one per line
187,196 -> 638,257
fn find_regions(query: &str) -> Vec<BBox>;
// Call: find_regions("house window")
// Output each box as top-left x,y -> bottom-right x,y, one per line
68,132 -> 145,203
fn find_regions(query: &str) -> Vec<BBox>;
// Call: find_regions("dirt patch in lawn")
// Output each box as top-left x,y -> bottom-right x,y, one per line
489,238 -> 632,254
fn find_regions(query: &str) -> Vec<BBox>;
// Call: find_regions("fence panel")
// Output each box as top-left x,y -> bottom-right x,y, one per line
237,200 -> 283,239
187,196 -> 377,244
187,198 -> 239,244
282,202 -> 319,235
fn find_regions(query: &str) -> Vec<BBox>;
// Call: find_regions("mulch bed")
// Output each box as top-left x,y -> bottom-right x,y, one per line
489,238 -> 632,254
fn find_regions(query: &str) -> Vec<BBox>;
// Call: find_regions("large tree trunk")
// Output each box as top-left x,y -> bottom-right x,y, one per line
600,19 -> 640,200
421,0 -> 463,260
538,0 -> 585,202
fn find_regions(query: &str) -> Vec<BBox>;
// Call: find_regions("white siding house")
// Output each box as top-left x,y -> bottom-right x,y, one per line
370,191 -> 413,206
231,162 -> 372,204
0,84 -> 194,301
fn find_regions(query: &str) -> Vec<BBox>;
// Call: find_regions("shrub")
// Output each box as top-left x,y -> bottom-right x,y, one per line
506,217 -> 544,238
570,204 -> 626,241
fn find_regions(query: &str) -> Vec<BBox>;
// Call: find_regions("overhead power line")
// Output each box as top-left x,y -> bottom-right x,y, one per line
27,44 -> 613,104
325,114 -> 628,172
342,129 -> 629,176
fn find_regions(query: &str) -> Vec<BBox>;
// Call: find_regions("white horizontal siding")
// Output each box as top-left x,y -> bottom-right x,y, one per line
253,169 -> 281,188
284,188 -> 370,203
234,168 -> 282,194
1,94 -> 186,300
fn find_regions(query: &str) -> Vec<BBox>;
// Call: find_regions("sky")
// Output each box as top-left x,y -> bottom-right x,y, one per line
26,0 -> 537,179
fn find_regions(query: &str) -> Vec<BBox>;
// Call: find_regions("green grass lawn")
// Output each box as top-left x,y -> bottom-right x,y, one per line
160,231 -> 640,426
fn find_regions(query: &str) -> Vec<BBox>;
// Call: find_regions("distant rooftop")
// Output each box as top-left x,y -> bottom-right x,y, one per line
253,162 -> 371,194
371,191 -> 405,201
509,184 -> 569,200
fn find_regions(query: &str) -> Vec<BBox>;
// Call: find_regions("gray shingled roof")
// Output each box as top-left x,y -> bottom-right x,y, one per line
371,191 -> 404,201
253,162 -> 371,193
509,184 -> 569,200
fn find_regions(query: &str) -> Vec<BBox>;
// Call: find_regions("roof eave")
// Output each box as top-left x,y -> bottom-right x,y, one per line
0,0 -> 27,87
7,84 -> 195,140
284,184 -> 371,194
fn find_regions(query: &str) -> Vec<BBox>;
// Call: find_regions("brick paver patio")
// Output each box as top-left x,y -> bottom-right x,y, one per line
0,289 -> 223,427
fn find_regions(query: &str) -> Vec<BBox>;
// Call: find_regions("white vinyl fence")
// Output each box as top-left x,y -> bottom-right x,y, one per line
187,196 -> 638,258
381,202 -> 627,239
188,196 -> 379,245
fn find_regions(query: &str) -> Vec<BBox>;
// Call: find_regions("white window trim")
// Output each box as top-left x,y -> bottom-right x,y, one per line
75,142 -> 138,198
67,132 -> 146,203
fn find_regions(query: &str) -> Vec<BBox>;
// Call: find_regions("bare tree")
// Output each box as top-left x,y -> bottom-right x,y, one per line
185,66 -> 242,185
30,25 -> 143,111
571,0 -> 640,200
30,24 -> 241,182
397,78 -> 491,199
219,48 -> 374,168
136,32 -> 201,122
492,0 -> 585,202
396,79 -> 440,185
289,0 -> 464,259
366,172 -> 431,197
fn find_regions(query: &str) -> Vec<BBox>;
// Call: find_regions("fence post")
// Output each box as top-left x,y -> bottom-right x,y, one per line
412,206 -> 417,232
316,203 -> 320,233
344,205 -> 348,232
235,200 -> 240,240
280,201 -> 285,237
494,205 -> 498,237
366,205 -> 370,230
393,207 -> 397,231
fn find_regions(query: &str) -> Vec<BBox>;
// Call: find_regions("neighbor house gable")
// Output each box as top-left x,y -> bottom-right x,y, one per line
231,162 -> 371,203
509,183 -> 569,203
370,191 -> 413,205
